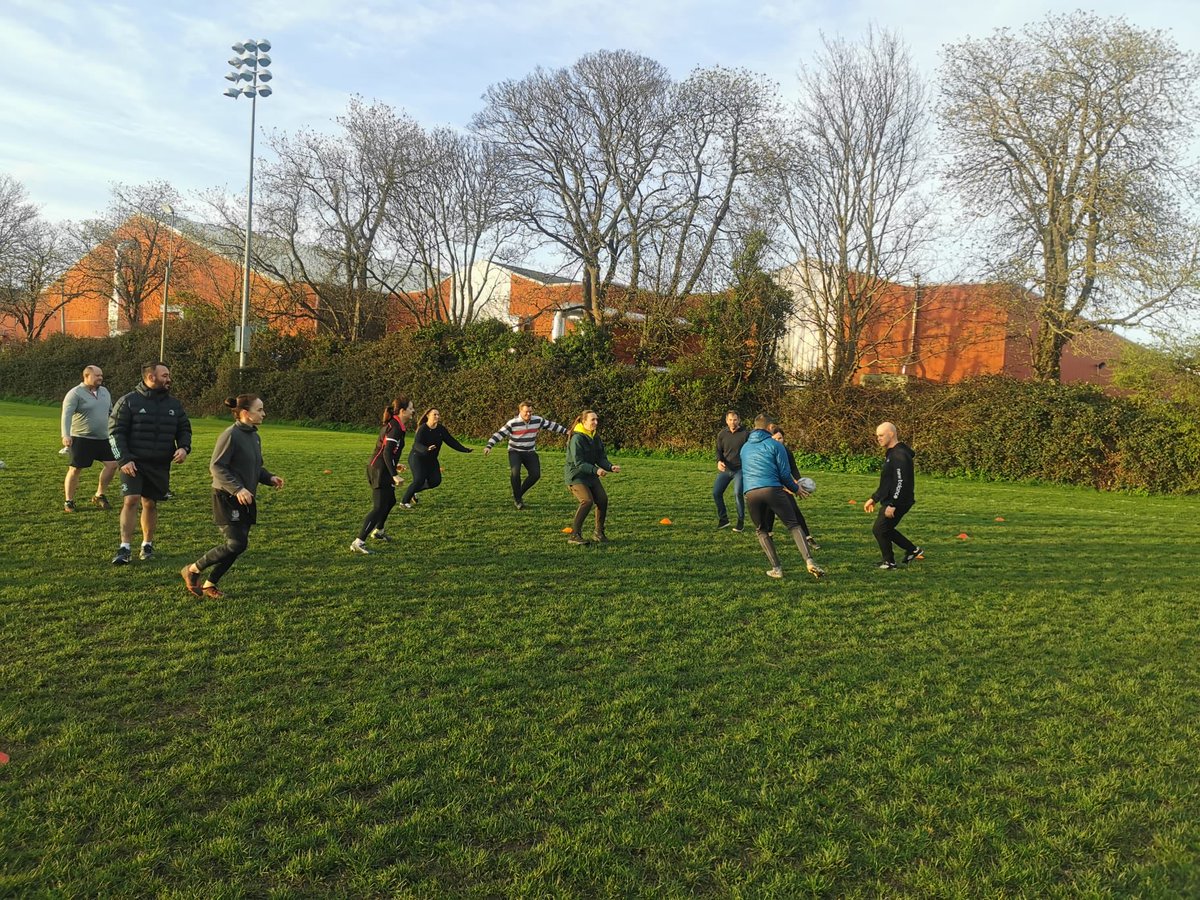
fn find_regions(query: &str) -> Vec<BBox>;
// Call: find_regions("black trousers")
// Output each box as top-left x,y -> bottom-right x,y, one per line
359,484 -> 396,540
402,452 -> 441,503
509,450 -> 541,501
873,502 -> 916,564
194,523 -> 251,584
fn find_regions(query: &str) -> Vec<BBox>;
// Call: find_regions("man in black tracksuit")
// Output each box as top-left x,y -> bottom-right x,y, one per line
108,362 -> 192,565
863,421 -> 922,570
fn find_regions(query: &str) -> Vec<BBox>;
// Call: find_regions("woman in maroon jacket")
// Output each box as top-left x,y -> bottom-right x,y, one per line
351,395 -> 413,554
400,408 -> 472,507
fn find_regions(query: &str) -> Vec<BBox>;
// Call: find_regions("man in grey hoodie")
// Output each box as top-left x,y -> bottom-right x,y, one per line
60,365 -> 118,512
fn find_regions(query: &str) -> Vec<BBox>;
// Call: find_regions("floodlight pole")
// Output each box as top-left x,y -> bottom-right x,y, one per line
224,39 -> 272,370
239,95 -> 257,370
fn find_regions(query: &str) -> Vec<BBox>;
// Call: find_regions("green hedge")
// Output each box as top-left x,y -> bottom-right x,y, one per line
3,327 -> 1197,493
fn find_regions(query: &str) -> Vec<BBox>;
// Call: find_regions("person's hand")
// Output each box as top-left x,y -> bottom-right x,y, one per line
62,436 -> 72,448
611,465 -> 621,474
397,464 -> 406,472
172,448 -> 188,464
863,498 -> 876,514
121,461 -> 137,476
597,468 -> 608,477
717,461 -> 726,472
884,505 -> 896,519
392,475 -> 404,485
236,487 -> 254,505
270,476 -> 284,489
796,486 -> 811,499
483,446 -> 491,456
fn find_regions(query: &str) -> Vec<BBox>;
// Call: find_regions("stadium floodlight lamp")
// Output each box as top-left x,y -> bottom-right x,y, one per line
222,38 -> 274,370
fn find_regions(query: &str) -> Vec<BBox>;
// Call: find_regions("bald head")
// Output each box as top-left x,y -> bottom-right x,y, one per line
875,421 -> 898,450
82,366 -> 103,388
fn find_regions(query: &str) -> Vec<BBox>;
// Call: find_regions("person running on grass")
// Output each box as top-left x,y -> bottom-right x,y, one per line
713,409 -> 749,532
181,394 -> 283,599
61,365 -> 118,513
108,362 -> 191,565
768,424 -> 819,552
351,395 -> 414,554
740,414 -> 824,580
484,400 -> 569,509
564,409 -> 621,545
863,421 -> 922,570
400,408 -> 472,507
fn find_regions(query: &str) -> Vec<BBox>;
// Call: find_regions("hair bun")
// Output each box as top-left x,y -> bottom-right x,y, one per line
224,397 -> 238,408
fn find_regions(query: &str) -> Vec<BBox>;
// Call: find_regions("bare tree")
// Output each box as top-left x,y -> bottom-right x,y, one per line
0,216 -> 79,342
767,28 -> 931,386
387,127 -> 527,327
940,12 -> 1200,381
473,50 -> 675,325
71,180 -> 187,330
0,175 -> 38,265
617,66 -> 779,362
228,97 -> 424,341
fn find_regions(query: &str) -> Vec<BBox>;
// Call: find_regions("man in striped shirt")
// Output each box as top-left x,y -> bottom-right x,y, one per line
484,401 -> 569,509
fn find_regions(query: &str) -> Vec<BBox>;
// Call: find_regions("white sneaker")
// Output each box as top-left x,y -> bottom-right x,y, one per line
766,567 -> 783,579
350,538 -> 372,554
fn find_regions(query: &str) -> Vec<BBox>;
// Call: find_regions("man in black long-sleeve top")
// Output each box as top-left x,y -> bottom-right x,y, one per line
713,410 -> 749,531
863,421 -> 922,570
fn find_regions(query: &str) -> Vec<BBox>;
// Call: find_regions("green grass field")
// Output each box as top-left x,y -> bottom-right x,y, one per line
2,398 -> 1199,896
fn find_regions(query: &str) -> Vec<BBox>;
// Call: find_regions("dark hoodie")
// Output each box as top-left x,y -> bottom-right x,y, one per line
108,381 -> 191,464
871,442 -> 915,507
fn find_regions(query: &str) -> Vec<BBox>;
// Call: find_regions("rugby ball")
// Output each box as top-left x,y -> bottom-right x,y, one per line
798,477 -> 816,494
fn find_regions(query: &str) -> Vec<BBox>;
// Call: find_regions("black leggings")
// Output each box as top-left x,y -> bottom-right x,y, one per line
509,450 -> 541,501
402,453 -> 442,503
194,523 -> 251,584
359,484 -> 396,540
746,486 -> 814,569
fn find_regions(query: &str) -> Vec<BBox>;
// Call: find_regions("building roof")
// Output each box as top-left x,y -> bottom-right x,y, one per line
502,263 -> 578,286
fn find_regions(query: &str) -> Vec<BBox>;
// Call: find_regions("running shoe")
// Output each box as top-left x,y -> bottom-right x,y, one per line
806,562 -> 826,580
201,585 -> 225,599
111,546 -> 132,565
64,500 -> 76,513
567,534 -> 588,545
903,547 -> 924,564
371,530 -> 391,541
181,566 -> 202,597
350,538 -> 372,554
766,567 -> 783,579
877,561 -> 897,570
140,543 -> 154,561
91,494 -> 111,510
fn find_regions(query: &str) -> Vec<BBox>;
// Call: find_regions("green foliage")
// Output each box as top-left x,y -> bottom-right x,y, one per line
700,230 -> 791,400
4,326 -> 1200,492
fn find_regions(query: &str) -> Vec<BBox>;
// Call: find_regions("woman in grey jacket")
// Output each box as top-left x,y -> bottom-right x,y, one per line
181,394 -> 284,598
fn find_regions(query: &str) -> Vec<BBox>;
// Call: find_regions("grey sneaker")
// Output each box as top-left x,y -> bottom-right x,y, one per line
716,521 -> 730,530
567,534 -> 588,546
350,538 -> 372,554
514,499 -> 525,510
903,547 -> 924,564
371,530 -> 391,541
140,543 -> 154,561
111,546 -> 132,565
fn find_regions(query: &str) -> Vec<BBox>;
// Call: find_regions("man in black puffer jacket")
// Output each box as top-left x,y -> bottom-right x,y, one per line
108,362 -> 192,565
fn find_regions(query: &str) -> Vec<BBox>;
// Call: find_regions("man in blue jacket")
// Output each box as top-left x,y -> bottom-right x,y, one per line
740,414 -> 825,580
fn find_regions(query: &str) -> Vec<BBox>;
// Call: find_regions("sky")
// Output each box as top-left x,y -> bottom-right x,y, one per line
2,0 -> 1197,292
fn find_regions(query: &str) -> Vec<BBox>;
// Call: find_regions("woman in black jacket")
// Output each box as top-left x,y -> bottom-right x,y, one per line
181,394 -> 283,598
351,395 -> 413,554
400,408 -> 472,506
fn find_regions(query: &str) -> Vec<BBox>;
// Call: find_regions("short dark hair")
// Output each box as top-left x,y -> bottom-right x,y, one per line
753,413 -> 775,430
519,400 -> 534,409
142,361 -> 167,380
